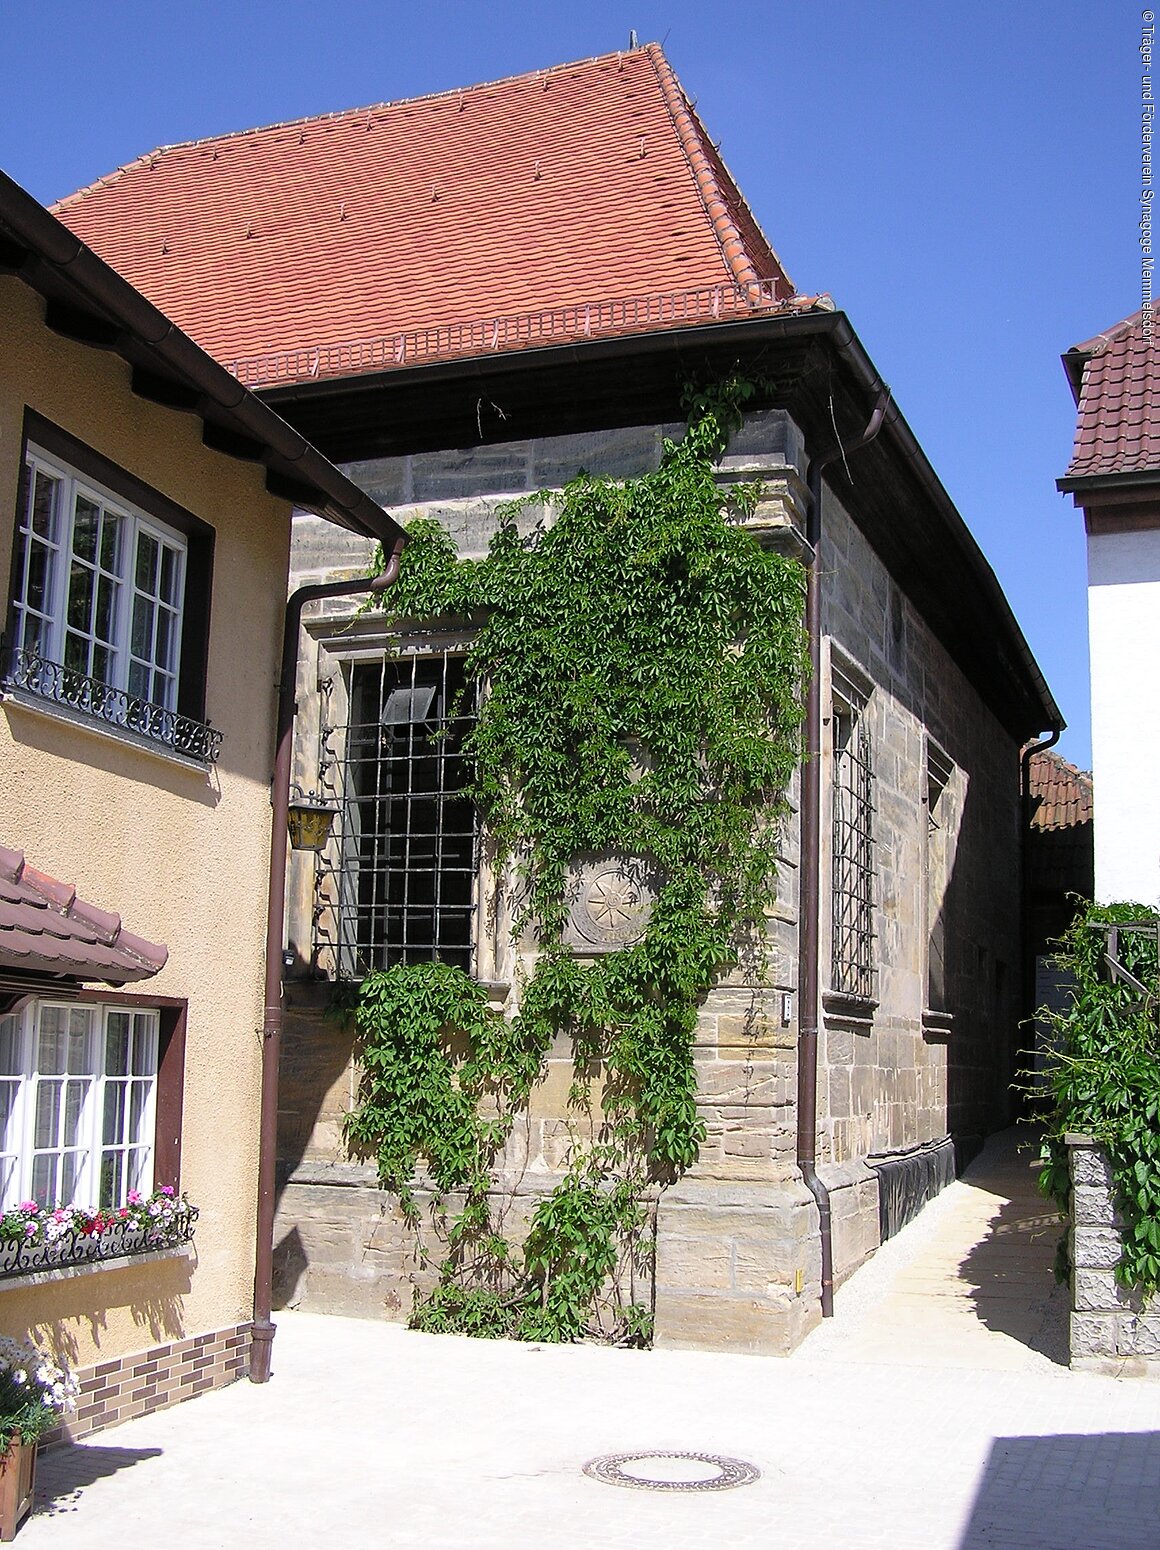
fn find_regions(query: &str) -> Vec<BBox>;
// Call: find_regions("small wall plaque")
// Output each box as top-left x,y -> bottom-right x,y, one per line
564,853 -> 660,953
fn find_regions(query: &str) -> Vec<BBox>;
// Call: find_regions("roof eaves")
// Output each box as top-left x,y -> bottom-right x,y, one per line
0,169 -> 405,551
0,844 -> 168,983
265,308 -> 1063,738
1056,468 -> 1160,495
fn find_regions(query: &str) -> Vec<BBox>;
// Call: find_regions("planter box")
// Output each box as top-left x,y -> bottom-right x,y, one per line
0,1438 -> 35,1541
1066,1134 -> 1160,1378
0,1207 -> 197,1282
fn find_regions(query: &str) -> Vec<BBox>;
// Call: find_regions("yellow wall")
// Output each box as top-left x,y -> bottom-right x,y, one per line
0,277 -> 292,1367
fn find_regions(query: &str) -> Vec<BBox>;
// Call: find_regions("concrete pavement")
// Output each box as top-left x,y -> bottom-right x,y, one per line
798,1124 -> 1071,1371
24,1130 -> 1160,1550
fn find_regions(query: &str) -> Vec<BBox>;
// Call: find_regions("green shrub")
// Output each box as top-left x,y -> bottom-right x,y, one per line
1037,901 -> 1160,1289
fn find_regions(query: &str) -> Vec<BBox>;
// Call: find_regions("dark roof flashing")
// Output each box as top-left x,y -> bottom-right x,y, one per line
264,307 -> 1062,739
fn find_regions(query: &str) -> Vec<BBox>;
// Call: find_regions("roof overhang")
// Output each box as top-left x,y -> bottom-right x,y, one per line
0,846 -> 169,991
1057,469 -> 1160,497
0,170 -> 405,551
262,309 -> 1061,741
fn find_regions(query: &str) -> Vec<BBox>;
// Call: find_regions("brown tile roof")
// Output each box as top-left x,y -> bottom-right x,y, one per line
1027,749 -> 1094,832
51,46 -> 811,390
0,846 -> 168,986
1062,310 -> 1160,482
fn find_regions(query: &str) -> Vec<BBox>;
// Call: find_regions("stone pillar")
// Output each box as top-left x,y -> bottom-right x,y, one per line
1066,1132 -> 1160,1376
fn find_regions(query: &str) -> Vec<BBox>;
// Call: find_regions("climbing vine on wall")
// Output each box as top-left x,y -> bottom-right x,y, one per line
345,391 -> 808,1342
1037,901 -> 1160,1291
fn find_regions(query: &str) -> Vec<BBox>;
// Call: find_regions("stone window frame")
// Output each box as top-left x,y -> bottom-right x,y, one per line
305,616 -> 511,987
922,735 -> 956,1029
825,645 -> 878,1013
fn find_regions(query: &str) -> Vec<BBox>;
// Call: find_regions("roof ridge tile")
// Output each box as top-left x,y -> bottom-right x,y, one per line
53,45 -> 665,210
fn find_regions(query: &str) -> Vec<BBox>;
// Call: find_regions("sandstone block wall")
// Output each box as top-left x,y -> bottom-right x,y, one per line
1067,1135 -> 1160,1377
816,491 -> 1022,1266
273,409 -> 1019,1350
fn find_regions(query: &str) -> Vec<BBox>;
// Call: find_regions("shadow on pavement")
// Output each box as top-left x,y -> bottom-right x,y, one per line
34,1441 -> 163,1517
956,1133 -> 1069,1367
958,1432 -> 1160,1550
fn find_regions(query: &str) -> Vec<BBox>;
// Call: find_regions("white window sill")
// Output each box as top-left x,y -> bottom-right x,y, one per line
1,689 -> 214,777
0,1242 -> 194,1291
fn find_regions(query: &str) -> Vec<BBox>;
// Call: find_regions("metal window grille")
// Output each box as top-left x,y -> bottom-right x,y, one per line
831,708 -> 875,998
925,742 -> 954,1011
313,652 -> 478,979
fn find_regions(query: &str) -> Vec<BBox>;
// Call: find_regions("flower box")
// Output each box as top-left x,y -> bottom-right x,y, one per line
0,1191 -> 198,1282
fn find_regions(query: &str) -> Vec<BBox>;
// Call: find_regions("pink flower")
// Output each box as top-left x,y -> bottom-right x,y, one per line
18,1201 -> 38,1215
23,1223 -> 36,1237
159,1187 -> 175,1197
126,1190 -> 142,1206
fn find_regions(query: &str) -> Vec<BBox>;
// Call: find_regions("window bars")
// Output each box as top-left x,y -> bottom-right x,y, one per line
831,707 -> 875,999
313,653 -> 478,979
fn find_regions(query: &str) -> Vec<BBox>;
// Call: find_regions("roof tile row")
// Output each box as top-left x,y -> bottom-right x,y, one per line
1064,311 -> 1160,481
0,847 -> 168,987
1027,749 -> 1093,833
53,46 -> 796,385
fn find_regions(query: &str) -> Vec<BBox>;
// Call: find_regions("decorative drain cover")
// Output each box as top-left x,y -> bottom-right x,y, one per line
583,1451 -> 760,1492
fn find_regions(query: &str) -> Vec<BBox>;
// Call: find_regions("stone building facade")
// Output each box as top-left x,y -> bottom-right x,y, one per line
43,42 -> 1061,1355
272,408 -> 1032,1353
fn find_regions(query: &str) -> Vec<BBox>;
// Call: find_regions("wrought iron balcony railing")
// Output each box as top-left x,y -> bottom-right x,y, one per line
2,647 -> 223,766
0,1202 -> 198,1280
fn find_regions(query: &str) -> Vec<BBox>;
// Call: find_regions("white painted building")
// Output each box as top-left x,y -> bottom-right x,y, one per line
1060,312 -> 1160,907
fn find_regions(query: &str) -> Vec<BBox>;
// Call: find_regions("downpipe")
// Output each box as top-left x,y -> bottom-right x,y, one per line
250,540 -> 405,1384
1018,727 -> 1062,1100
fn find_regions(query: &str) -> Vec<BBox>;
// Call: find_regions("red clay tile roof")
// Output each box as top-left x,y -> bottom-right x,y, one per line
52,46 -> 808,390
1062,310 -> 1160,481
0,847 -> 168,986
1027,749 -> 1093,833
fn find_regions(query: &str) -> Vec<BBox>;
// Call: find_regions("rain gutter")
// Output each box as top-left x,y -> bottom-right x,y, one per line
1018,728 -> 1063,1055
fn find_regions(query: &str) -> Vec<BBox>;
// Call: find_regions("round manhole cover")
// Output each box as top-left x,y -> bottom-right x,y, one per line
583,1451 -> 760,1492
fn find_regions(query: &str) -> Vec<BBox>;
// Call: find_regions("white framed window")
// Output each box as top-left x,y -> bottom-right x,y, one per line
0,1000 -> 159,1211
13,446 -> 186,712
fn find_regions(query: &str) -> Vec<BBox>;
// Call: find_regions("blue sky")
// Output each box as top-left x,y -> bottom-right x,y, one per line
5,2 -> 1135,765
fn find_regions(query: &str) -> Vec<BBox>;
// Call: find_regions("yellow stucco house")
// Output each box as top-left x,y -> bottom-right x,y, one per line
0,170 -> 403,1437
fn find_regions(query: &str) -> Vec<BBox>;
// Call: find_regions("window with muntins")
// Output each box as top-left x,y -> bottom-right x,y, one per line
13,445 -> 185,704
5,422 -> 220,764
314,651 -> 479,979
830,694 -> 875,1000
0,1000 -> 159,1211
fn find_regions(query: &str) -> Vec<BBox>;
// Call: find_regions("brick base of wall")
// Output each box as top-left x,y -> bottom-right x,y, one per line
43,1322 -> 252,1444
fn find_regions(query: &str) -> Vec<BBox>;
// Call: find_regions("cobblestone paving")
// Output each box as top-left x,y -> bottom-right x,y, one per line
27,1131 -> 1160,1550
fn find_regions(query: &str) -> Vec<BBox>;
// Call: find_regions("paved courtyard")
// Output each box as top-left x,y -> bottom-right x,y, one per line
25,1130 -> 1160,1549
